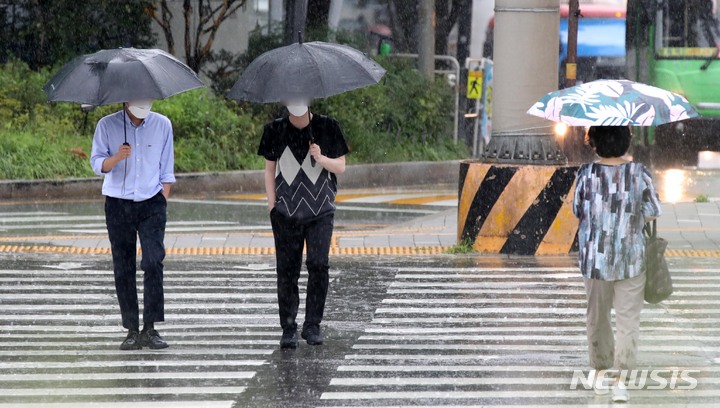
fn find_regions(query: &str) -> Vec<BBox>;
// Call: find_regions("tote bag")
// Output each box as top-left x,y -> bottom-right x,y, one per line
644,220 -> 673,304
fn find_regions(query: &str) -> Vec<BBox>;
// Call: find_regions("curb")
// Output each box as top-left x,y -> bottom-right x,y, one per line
0,161 -> 460,199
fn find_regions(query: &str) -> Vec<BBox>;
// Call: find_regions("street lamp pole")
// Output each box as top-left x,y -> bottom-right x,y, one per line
565,0 -> 579,88
418,0 -> 436,80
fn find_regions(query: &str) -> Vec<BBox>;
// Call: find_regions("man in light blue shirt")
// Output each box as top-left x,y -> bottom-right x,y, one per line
90,99 -> 175,351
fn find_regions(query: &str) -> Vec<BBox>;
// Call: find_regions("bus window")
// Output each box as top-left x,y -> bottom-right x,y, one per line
656,0 -> 720,58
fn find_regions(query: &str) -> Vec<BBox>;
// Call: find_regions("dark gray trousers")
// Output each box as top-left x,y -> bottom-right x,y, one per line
105,193 -> 167,330
270,211 -> 334,331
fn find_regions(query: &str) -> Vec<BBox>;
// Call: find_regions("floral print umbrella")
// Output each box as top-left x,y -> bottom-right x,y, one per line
527,79 -> 699,126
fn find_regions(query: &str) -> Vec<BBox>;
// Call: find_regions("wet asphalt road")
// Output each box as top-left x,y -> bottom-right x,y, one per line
1,172 -> 720,406
1,253 -> 719,407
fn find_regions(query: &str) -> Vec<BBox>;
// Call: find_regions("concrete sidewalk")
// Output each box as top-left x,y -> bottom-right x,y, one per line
1,200 -> 717,258
1,160 -> 719,257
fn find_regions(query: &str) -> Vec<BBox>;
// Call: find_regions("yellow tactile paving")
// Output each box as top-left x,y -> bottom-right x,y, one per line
0,244 -> 715,257
665,249 -> 720,258
0,245 -> 450,256
388,195 -> 458,205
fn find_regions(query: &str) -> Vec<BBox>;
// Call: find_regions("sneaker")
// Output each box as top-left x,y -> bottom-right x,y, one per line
280,328 -> 298,349
120,330 -> 141,350
612,381 -> 629,403
301,325 -> 324,345
589,370 -> 612,395
139,329 -> 169,349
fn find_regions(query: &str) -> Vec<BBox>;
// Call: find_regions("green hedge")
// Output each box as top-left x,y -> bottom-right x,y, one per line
0,57 -> 467,180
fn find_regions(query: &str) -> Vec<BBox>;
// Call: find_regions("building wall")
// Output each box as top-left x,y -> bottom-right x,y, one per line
151,0 -> 268,61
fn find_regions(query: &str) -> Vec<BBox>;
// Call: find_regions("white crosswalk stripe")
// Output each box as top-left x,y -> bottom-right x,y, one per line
0,267 -> 283,406
319,260 -> 720,406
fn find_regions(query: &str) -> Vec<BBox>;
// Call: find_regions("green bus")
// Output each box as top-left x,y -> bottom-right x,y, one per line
627,0 -> 720,165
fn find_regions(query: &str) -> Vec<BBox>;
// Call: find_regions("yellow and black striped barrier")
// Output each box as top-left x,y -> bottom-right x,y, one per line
458,161 -> 580,255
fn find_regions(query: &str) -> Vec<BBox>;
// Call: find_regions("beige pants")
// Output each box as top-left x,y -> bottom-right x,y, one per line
584,272 -> 645,371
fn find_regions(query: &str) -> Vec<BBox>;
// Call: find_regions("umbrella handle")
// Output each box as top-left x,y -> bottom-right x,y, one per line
307,109 -> 315,167
309,140 -> 316,167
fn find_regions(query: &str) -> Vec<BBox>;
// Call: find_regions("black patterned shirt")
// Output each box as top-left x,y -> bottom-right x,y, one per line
258,114 -> 349,223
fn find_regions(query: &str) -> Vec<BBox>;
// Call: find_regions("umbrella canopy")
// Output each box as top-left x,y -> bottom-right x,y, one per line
226,41 -> 386,103
44,48 -> 204,106
527,79 -> 700,126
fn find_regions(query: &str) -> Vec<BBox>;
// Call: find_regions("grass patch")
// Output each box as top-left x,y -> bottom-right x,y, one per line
444,238 -> 475,254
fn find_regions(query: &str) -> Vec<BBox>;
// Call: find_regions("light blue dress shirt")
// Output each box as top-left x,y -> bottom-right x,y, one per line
90,110 -> 176,202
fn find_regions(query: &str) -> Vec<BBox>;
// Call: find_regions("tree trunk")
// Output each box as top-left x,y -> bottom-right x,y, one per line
435,0 -> 450,56
388,0 -> 417,53
307,0 -> 331,35
183,0 -> 194,70
149,0 -> 175,55
284,0 -> 307,44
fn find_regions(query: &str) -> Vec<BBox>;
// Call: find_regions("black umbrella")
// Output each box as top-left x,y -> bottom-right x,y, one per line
226,39 -> 386,103
44,48 -> 204,106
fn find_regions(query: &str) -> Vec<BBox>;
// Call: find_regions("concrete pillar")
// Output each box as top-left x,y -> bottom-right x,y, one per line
492,0 -> 559,135
457,0 -> 580,255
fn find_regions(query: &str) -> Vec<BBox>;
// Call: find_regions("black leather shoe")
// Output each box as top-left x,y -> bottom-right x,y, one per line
120,330 -> 141,350
280,328 -> 298,349
301,325 -> 324,345
139,329 -> 169,349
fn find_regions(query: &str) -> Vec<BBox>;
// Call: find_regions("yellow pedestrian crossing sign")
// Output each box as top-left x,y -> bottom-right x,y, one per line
467,70 -> 482,99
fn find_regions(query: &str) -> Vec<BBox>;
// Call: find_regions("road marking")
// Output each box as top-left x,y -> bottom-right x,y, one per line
0,403 -> 234,408
0,372 -> 255,381
0,387 -> 247,397
323,263 -> 720,406
0,266 -> 279,404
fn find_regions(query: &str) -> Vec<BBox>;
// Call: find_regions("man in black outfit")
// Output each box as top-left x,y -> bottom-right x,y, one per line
258,101 -> 349,349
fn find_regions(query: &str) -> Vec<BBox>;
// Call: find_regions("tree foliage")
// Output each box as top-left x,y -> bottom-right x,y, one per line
203,27 -> 284,95
0,0 -> 156,69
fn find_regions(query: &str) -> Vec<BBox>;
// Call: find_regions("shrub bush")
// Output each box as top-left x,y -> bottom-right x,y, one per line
0,54 -> 467,180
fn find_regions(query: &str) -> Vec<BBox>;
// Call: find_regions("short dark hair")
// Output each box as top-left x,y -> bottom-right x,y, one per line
585,126 -> 631,158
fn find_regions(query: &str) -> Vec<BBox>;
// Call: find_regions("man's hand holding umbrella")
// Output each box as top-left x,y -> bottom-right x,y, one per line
101,143 -> 132,173
309,140 -> 346,174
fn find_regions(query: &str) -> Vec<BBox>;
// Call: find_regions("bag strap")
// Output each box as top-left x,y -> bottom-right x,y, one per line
644,219 -> 657,239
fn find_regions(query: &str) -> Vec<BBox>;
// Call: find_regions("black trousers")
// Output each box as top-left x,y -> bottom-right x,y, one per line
270,210 -> 334,331
105,193 -> 167,330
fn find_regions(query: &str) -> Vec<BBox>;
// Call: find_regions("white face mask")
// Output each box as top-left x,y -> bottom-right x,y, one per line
286,103 -> 309,117
127,100 -> 153,119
